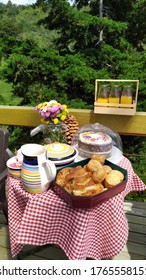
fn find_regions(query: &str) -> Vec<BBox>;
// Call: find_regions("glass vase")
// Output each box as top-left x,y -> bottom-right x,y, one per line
43,123 -> 67,144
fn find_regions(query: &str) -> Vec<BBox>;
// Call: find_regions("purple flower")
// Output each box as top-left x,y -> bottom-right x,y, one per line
50,112 -> 58,119
49,106 -> 60,113
34,106 -> 38,111
40,111 -> 46,118
45,111 -> 51,117
59,105 -> 64,111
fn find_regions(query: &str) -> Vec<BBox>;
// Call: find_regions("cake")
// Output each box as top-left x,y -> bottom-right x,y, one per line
78,131 -> 112,158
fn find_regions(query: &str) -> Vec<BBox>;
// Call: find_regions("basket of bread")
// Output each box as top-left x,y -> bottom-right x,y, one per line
51,155 -> 128,208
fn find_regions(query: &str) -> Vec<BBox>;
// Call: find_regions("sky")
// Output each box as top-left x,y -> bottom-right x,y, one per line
0,0 -> 72,6
0,0 -> 36,5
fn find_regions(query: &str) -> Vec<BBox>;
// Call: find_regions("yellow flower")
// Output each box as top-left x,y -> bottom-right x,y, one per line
41,119 -> 50,124
63,104 -> 67,110
43,102 -> 48,108
60,115 -> 66,121
45,120 -> 50,124
54,118 -> 59,124
38,103 -> 43,110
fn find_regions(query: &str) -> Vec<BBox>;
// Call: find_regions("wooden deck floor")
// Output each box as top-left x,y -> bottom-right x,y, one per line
0,201 -> 146,260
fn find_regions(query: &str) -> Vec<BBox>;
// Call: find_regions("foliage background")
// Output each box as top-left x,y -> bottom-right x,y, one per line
0,0 -> 146,201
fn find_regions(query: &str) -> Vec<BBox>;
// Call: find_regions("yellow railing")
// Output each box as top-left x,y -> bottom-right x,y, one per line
0,106 -> 146,136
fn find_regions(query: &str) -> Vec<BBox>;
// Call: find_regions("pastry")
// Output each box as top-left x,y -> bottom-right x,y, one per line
91,154 -> 105,165
73,183 -> 104,196
104,170 -> 124,188
109,170 -> 124,181
73,177 -> 95,190
55,158 -> 124,196
103,165 -> 112,174
92,168 -> 107,183
65,166 -> 86,181
86,159 -> 103,173
56,167 -> 72,186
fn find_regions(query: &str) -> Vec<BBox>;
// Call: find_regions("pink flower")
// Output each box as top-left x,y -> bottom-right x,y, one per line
34,106 -> 38,111
49,106 -> 60,113
50,110 -> 60,119
40,111 -> 46,118
45,111 -> 51,117
59,105 -> 64,110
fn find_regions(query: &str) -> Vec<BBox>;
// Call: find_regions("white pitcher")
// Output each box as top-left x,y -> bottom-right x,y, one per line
20,143 -> 56,194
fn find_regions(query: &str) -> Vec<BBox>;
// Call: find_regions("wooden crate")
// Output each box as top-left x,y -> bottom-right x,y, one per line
94,79 -> 139,115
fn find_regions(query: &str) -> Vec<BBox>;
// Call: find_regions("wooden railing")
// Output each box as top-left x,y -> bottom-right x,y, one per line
0,106 -> 146,136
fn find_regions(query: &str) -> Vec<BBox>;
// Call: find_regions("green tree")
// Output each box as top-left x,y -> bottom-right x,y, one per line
126,0 -> 146,50
1,0 -> 146,112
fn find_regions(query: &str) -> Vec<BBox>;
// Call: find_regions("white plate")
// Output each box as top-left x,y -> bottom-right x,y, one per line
74,146 -> 123,164
108,146 -> 123,164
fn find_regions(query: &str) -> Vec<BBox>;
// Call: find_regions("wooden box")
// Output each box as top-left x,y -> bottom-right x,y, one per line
94,79 -> 139,115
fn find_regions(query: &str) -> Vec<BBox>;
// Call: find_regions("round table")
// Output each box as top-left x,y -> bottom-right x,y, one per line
8,156 -> 146,259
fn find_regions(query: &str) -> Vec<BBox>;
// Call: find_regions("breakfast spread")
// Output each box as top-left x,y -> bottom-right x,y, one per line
56,155 -> 124,196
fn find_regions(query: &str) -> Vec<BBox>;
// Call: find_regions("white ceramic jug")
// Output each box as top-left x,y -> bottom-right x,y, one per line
20,143 -> 56,194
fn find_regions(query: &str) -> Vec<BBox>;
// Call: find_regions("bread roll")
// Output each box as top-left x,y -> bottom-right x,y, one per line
92,168 -> 107,183
103,165 -> 112,174
104,170 -> 124,188
109,170 -> 124,181
86,159 -> 103,173
91,154 -> 105,165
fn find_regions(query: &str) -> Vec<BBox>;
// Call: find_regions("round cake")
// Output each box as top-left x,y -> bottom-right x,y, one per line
78,131 -> 112,158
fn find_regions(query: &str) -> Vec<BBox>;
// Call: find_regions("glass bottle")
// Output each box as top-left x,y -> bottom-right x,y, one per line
109,85 -> 120,107
96,85 -> 109,104
121,85 -> 133,104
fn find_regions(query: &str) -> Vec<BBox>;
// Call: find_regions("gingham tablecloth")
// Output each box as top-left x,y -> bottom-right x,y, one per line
8,156 -> 146,260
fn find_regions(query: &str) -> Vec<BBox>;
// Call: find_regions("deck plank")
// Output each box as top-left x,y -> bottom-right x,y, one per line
126,214 -> 146,226
0,225 -> 10,249
128,231 -> 146,244
0,248 -> 13,260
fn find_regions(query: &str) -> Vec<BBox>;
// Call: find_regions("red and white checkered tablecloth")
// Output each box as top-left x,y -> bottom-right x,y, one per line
8,156 -> 146,260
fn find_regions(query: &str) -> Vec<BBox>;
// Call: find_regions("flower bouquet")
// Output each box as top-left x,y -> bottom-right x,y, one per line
34,100 -> 69,125
34,100 -> 69,144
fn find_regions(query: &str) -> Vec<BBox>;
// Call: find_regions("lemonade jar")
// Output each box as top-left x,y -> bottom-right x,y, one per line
109,85 -> 120,107
96,85 -> 109,104
121,85 -> 133,105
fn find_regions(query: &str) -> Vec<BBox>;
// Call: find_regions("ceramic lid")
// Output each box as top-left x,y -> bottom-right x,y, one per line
44,142 -> 75,160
